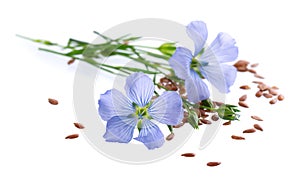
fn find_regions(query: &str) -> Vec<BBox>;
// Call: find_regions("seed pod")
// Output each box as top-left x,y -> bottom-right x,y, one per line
73,123 -> 85,129
223,121 -> 231,126
207,162 -> 221,167
240,85 -> 251,90
255,91 -> 263,97
239,94 -> 247,101
200,119 -> 212,125
65,134 -> 79,139
48,98 -> 59,105
254,124 -> 263,131
211,114 -> 219,121
278,94 -> 284,101
254,74 -> 264,79
251,115 -> 263,121
231,135 -> 245,140
181,153 -> 195,157
238,101 -> 249,108
269,98 -> 277,104
263,93 -> 273,98
243,128 -> 256,133
166,133 -> 175,141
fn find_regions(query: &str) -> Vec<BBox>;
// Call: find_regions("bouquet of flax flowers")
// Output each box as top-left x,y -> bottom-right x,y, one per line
19,20 -> 242,150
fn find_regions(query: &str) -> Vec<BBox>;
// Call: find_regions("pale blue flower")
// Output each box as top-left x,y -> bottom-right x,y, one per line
98,72 -> 183,150
169,21 -> 238,103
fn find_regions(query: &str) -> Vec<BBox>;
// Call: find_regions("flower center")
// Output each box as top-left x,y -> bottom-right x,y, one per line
133,103 -> 151,120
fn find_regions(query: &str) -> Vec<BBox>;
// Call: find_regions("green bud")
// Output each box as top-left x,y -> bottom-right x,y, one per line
158,43 -> 176,57
187,110 -> 199,129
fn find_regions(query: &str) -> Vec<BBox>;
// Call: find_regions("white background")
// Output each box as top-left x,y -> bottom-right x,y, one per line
0,0 -> 299,179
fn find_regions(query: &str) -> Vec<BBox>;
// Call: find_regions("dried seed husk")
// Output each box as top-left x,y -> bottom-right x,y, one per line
243,128 -> 256,133
254,124 -> 263,131
263,93 -> 273,98
181,153 -> 195,157
238,101 -> 249,108
251,115 -> 263,121
231,135 -> 245,140
207,162 -> 221,167
240,85 -> 251,90
223,121 -> 231,126
239,94 -> 247,101
278,94 -> 284,101
73,123 -> 85,129
65,134 -> 79,139
166,133 -> 175,141
48,98 -> 58,105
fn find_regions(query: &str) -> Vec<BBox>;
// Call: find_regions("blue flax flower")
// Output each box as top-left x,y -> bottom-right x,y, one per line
169,21 -> 238,103
98,72 -> 183,150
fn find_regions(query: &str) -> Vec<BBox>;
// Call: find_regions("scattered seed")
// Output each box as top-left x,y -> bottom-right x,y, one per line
252,81 -> 264,84
211,114 -> 219,121
223,121 -> 231,126
243,128 -> 256,133
67,58 -> 75,65
238,101 -> 249,108
271,86 -> 279,90
166,133 -> 175,141
239,94 -> 247,101
234,60 -> 249,72
48,98 -> 58,105
200,119 -> 212,125
251,63 -> 259,68
231,135 -> 245,140
263,93 -> 273,98
181,153 -> 195,157
207,162 -> 221,167
278,94 -> 284,101
173,123 -> 184,128
65,134 -> 79,139
248,69 -> 257,74
269,98 -> 277,105
255,90 -> 263,97
258,84 -> 269,91
240,85 -> 251,90
268,89 -> 278,96
73,122 -> 85,129
254,124 -> 263,131
251,115 -> 263,121
254,74 -> 265,79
